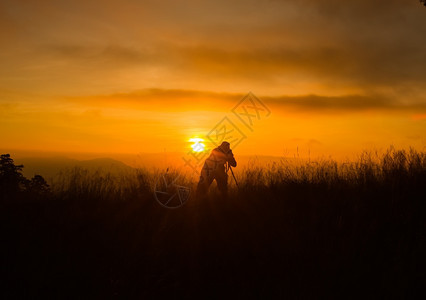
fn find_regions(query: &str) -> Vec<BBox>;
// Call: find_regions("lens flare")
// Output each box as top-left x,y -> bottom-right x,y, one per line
189,138 -> 205,152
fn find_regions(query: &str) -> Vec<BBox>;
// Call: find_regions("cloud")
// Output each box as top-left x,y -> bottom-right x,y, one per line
1,0 -> 426,99
44,44 -> 164,65
66,89 -> 241,111
33,39 -> 426,93
173,44 -> 426,87
264,94 -> 426,112
66,89 -> 426,113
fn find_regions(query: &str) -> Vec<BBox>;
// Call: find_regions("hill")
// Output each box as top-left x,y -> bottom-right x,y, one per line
14,157 -> 134,181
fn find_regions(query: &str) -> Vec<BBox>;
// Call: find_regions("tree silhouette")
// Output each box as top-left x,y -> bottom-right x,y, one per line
0,154 -> 26,194
27,175 -> 50,195
0,154 -> 50,198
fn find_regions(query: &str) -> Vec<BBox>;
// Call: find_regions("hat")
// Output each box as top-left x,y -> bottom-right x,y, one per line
219,141 -> 230,152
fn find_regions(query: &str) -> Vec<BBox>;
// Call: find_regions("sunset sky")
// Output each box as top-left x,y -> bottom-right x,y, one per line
1,0 -> 426,160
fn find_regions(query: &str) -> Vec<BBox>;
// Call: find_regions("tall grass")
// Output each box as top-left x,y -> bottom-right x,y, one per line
238,147 -> 425,195
2,147 -> 425,298
42,147 -> 426,201
50,167 -> 154,202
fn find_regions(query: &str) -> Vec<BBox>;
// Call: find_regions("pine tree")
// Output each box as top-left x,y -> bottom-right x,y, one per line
0,154 -> 26,194
0,154 -> 50,198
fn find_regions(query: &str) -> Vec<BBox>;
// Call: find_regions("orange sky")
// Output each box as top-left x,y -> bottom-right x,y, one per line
1,0 -> 426,161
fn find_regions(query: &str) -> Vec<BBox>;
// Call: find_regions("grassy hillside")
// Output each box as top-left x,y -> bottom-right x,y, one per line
1,147 -> 425,298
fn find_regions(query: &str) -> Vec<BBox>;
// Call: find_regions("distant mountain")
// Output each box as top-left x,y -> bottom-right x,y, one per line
15,157 -> 134,180
6,150 -> 298,181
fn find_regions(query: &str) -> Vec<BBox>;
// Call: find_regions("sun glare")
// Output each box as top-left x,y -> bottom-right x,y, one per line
189,138 -> 205,152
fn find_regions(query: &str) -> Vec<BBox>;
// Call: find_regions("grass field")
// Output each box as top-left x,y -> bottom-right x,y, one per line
1,147 -> 425,298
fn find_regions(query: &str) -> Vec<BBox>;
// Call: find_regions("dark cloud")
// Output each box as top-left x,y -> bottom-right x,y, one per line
1,0 -> 426,100
37,38 -> 426,90
174,43 -> 426,87
264,94 -> 426,112
67,89 -> 426,113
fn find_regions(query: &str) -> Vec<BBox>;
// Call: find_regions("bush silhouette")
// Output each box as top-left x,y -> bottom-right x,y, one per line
26,174 -> 50,195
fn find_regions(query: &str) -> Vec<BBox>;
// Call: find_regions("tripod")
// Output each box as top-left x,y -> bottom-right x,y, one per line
227,163 -> 239,190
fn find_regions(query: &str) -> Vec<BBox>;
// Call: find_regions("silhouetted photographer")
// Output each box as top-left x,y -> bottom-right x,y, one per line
196,141 -> 237,198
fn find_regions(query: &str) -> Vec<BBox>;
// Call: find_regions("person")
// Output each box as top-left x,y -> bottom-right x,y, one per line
196,141 -> 237,198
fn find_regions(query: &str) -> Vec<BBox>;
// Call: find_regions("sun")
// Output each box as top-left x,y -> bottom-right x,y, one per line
189,138 -> 205,152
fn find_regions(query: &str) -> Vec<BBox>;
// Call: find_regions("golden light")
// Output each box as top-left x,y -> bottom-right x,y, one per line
189,138 -> 205,152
